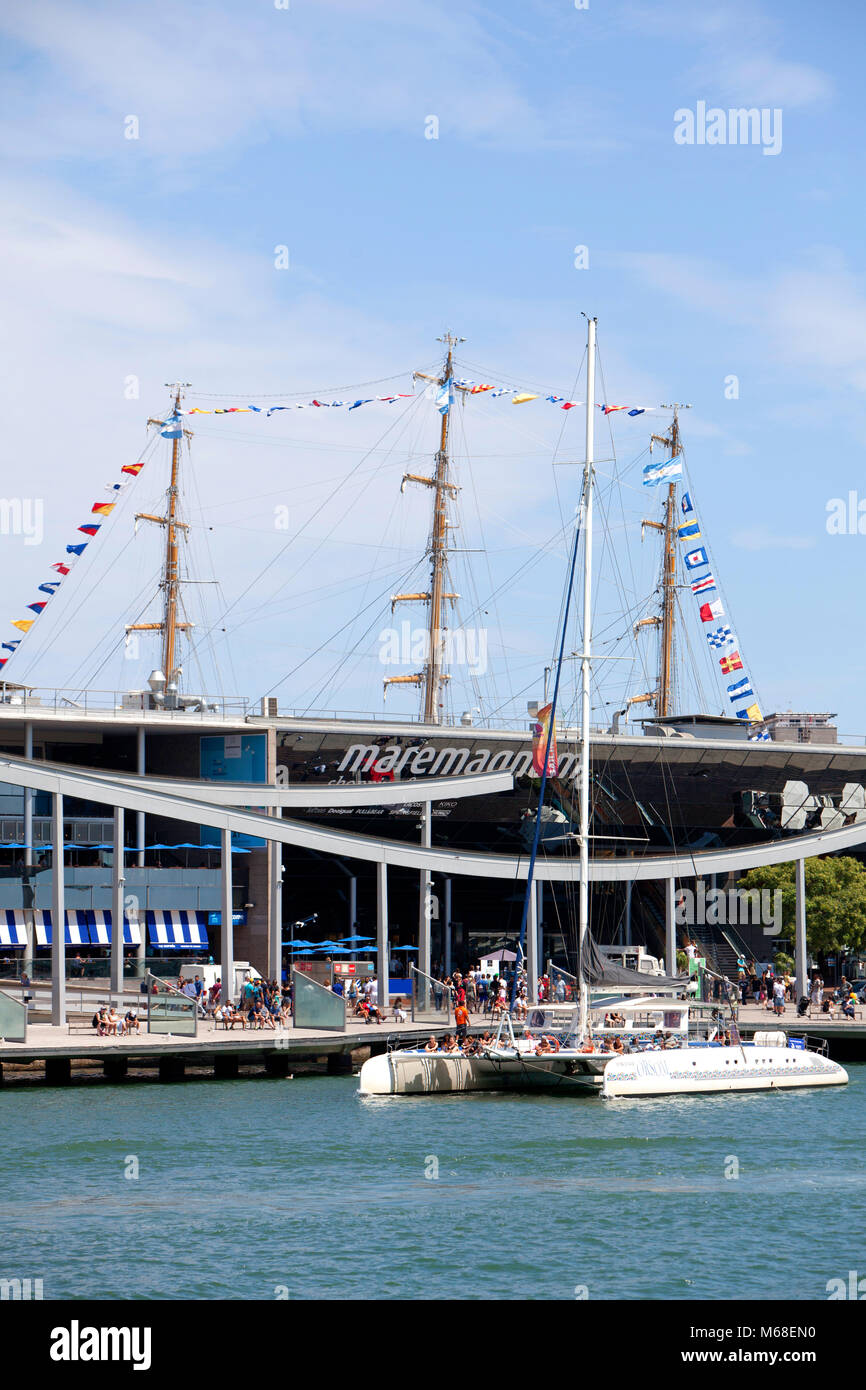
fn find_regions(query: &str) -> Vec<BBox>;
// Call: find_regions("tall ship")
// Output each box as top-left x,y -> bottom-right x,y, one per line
0,338 -> 862,978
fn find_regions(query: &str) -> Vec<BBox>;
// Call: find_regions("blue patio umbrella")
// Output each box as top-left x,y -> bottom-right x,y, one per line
339,934 -> 375,942
392,945 -> 419,952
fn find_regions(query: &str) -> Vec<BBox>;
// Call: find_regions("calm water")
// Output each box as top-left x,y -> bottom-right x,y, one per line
3,1066 -> 866,1301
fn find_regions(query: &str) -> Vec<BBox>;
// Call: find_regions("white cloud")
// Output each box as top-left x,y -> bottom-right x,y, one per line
0,0 -> 615,161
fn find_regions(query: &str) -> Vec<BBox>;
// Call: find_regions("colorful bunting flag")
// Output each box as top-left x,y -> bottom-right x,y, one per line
719,651 -> 744,675
91,503 -> 115,516
706,625 -> 736,651
121,462 -> 145,477
681,491 -> 694,516
67,543 -> 88,556
643,458 -> 683,486
78,524 -> 100,536
51,563 -> 71,575
684,545 -> 709,570
677,520 -> 701,541
27,602 -> 47,614
11,620 -> 33,633
736,702 -> 763,723
727,676 -> 755,703
699,599 -> 725,624
691,574 -> 716,595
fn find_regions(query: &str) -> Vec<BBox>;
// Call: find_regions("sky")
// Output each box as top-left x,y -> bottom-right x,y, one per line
1,0 -> 865,735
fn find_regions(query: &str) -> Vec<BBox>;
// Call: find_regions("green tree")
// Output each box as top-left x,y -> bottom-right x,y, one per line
737,856 -> 866,958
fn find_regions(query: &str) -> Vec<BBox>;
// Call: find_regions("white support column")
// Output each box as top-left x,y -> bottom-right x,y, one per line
269,807 -> 283,982
418,802 -> 432,985
443,877 -> 452,978
795,858 -> 808,1000
220,826 -> 234,1003
665,876 -> 677,977
51,791 -> 66,1027
536,879 -> 544,982
23,721 -> 34,973
376,860 -> 389,1014
415,802 -> 432,1008
527,875 -> 539,1003
136,726 -> 146,868
111,806 -> 124,999
624,880 -> 633,946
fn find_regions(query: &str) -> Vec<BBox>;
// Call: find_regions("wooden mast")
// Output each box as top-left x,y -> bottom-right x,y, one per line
128,383 -> 193,692
628,404 -> 689,720
424,342 -> 454,723
385,336 -> 462,724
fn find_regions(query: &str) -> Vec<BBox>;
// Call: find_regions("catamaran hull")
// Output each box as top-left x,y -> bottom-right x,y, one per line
600,1046 -> 848,1098
358,1050 -> 605,1096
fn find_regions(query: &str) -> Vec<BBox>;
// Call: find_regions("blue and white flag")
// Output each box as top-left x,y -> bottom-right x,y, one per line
684,545 -> 709,571
691,573 -> 716,595
435,377 -> 454,415
681,491 -> 694,516
706,625 -> 736,651
749,729 -> 771,742
643,457 -> 683,487
160,413 -> 182,439
727,676 -> 754,703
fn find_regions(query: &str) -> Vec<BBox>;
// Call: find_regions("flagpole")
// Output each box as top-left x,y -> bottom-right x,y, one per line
577,315 -> 596,1040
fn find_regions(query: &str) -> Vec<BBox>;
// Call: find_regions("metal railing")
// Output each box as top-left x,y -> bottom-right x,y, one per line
0,686 -> 249,718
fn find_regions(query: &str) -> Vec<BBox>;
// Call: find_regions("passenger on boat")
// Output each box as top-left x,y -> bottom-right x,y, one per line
424,1035 -> 439,1052
611,1035 -> 624,1054
578,1036 -> 596,1054
441,1034 -> 459,1052
536,1036 -> 551,1054
462,1035 -> 479,1056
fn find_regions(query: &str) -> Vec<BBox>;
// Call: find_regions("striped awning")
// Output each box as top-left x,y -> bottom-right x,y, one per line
0,909 -> 27,948
88,910 -> 142,947
34,910 -> 92,946
146,910 -> 210,950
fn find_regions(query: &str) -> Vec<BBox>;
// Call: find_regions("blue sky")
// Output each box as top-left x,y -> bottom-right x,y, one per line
1,0 -> 865,733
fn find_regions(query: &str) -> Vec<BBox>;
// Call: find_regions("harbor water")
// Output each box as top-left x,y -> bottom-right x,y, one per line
4,1067 -> 865,1301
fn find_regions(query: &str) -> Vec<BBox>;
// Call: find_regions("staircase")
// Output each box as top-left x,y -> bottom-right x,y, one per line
686,923 -> 741,979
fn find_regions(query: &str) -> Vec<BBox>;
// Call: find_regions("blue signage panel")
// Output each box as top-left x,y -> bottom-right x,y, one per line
200,733 -> 267,849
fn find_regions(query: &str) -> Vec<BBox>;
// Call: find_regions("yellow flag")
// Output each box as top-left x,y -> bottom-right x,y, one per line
11,619 -> 33,633
744,703 -> 762,723
511,393 -> 539,405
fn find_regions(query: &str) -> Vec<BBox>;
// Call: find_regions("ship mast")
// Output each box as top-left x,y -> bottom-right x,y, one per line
385,336 -> 462,724
629,404 -> 689,720
128,383 -> 193,697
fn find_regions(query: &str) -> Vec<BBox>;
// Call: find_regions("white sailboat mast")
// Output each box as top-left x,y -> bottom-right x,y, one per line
578,316 -> 596,1037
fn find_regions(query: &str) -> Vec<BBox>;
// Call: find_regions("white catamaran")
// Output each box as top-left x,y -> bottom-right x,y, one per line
359,317 -> 848,1101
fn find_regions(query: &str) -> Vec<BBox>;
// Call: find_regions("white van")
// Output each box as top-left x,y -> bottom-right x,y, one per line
598,945 -> 665,978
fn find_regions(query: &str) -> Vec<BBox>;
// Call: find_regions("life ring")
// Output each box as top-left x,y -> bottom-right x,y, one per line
541,1034 -> 560,1051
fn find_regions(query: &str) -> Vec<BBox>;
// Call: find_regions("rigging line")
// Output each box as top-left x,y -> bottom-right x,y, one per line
182,392 -> 427,667
511,489 -> 584,1008
253,558 -> 421,704
13,437 -> 162,684
450,407 -> 505,721
186,371 -> 420,400
65,583 -> 163,697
